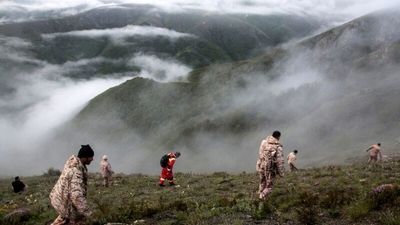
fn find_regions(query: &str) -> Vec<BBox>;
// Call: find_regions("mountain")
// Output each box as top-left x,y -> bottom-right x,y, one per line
68,7 -> 400,169
0,4 -> 321,71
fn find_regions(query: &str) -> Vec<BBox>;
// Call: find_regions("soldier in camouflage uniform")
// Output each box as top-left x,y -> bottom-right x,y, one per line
100,155 -> 113,187
49,145 -> 94,225
256,131 -> 284,200
366,143 -> 382,164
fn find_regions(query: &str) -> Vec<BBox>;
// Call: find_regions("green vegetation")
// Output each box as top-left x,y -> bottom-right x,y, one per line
33,35 -> 231,70
1,158 -> 399,225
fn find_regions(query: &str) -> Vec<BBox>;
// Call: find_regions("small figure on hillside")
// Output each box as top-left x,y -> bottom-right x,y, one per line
287,150 -> 298,172
49,144 -> 94,225
256,131 -> 285,200
159,152 -> 181,187
12,176 -> 26,193
100,155 -> 113,187
366,143 -> 382,164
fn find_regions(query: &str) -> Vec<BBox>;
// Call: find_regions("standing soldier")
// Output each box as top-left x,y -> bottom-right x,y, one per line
100,155 -> 113,187
287,150 -> 298,172
366,143 -> 382,164
159,152 -> 181,187
256,131 -> 284,200
49,145 -> 94,225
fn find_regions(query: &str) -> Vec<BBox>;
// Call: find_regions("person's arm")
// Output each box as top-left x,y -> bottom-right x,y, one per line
257,140 -> 267,171
107,163 -> 112,173
366,146 -> 372,152
167,158 -> 176,171
378,150 -> 383,161
70,168 -> 91,217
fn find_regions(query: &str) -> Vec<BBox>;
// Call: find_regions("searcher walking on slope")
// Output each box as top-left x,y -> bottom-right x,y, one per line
159,152 -> 181,186
256,131 -> 284,200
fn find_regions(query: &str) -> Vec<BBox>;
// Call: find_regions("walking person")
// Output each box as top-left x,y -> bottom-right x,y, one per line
100,155 -> 113,187
159,152 -> 181,187
49,145 -> 94,225
256,131 -> 285,200
287,150 -> 298,172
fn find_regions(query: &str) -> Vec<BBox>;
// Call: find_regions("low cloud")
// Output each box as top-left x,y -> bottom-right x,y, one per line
42,25 -> 195,43
128,54 -> 191,82
1,0 -> 397,26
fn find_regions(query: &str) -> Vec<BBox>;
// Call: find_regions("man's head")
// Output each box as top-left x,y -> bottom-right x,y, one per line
78,144 -> 94,165
102,155 -> 108,161
272,130 -> 281,140
294,150 -> 298,154
15,176 -> 20,181
175,152 -> 181,158
377,143 -> 381,146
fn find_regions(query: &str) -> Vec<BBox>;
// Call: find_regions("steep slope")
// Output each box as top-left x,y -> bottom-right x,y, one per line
1,157 -> 400,225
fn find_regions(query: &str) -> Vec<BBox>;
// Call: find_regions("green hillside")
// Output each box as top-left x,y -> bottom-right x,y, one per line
1,157 -> 399,225
69,8 -> 400,167
0,4 -> 321,68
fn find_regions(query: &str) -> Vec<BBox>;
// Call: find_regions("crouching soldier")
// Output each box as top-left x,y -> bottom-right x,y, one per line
256,131 -> 284,200
159,152 -> 181,187
12,176 -> 26,193
49,145 -> 94,225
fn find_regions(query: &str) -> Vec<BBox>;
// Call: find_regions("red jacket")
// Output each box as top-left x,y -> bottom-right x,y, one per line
166,152 -> 177,171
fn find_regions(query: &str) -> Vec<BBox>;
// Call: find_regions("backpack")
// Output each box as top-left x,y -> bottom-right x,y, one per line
160,154 -> 169,168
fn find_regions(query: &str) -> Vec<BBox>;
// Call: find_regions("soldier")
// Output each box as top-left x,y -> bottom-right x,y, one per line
287,150 -> 298,172
100,155 -> 113,187
49,145 -> 94,225
159,152 -> 181,187
366,143 -> 382,164
256,131 -> 284,200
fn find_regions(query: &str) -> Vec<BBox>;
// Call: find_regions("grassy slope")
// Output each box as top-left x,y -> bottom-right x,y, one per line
1,156 -> 399,225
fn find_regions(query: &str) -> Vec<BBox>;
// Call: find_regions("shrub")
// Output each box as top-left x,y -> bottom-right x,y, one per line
294,190 -> 319,225
251,200 -> 273,220
345,200 -> 372,221
369,184 -> 400,210
379,209 -> 400,225
43,168 -> 61,177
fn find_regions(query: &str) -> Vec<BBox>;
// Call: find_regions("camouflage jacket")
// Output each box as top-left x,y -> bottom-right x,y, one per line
100,160 -> 112,177
49,155 -> 91,219
256,136 -> 284,176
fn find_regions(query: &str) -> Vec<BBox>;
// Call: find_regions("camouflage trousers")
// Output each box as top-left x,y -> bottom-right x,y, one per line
51,215 -> 86,225
368,155 -> 378,164
103,176 -> 112,187
289,163 -> 298,172
258,169 -> 277,200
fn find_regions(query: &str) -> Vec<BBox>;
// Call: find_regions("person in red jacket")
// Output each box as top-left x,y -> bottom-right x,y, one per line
159,152 -> 181,186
